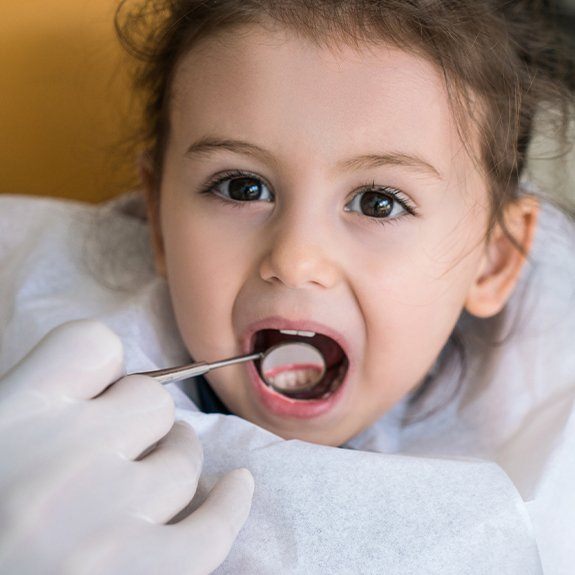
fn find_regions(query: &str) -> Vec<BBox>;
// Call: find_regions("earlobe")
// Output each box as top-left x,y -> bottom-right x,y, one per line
139,152 -> 167,277
464,196 -> 539,318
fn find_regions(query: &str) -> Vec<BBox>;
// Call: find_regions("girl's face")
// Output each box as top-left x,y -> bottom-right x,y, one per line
154,26 -> 494,445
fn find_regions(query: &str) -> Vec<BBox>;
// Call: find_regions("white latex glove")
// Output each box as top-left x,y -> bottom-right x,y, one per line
0,320 -> 254,575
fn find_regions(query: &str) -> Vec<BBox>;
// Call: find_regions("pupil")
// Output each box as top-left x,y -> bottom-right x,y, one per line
361,191 -> 392,217
229,177 -> 262,201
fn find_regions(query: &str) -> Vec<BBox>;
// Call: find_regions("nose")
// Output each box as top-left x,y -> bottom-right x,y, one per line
259,213 -> 341,290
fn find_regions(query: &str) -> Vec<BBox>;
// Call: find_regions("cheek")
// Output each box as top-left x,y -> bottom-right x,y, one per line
354,229 -> 482,310
160,205 -> 247,358
352,202 -> 487,379
381,193 -> 488,303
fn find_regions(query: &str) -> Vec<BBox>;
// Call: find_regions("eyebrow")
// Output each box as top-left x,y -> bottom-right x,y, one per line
185,136 -> 442,179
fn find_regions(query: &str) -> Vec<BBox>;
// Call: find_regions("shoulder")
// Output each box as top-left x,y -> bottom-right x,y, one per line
0,192 -> 151,269
0,192 -> 162,373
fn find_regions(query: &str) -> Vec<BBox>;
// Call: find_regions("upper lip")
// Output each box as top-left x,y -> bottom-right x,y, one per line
241,315 -> 353,365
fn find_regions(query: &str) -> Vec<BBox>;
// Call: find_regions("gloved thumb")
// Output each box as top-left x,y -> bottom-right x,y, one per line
1,320 -> 124,400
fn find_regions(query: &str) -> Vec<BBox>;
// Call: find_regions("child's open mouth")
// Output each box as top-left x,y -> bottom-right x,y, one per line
251,329 -> 350,401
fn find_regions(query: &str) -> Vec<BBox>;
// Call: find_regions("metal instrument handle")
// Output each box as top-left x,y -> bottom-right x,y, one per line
137,352 -> 263,385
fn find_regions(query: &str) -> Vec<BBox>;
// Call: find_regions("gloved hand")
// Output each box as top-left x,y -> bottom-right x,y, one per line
0,320 -> 254,575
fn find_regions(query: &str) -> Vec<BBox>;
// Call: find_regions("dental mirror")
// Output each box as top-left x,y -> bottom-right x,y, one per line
258,342 -> 326,392
137,341 -> 327,393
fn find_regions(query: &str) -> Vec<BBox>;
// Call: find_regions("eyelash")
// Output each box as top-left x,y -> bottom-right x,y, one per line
197,169 -> 420,226
199,170 -> 269,211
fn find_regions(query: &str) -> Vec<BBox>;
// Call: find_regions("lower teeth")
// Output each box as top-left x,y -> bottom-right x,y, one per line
269,361 -> 347,400
266,367 -> 322,391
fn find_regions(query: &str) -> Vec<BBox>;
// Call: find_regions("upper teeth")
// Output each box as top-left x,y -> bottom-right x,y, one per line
279,329 -> 316,338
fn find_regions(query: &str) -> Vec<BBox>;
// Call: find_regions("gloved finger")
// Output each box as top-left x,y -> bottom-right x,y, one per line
126,421 -> 204,524
1,375 -> 175,485
63,468 -> 255,575
1,449 -> 126,563
2,423 -> 201,572
162,468 -> 255,574
0,320 -> 124,401
84,375 -> 175,461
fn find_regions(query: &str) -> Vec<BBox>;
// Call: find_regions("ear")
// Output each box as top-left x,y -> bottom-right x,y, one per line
139,151 -> 167,277
464,195 -> 539,318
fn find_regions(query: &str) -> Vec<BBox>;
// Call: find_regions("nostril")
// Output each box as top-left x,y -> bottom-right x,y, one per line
259,237 -> 340,290
260,255 -> 338,289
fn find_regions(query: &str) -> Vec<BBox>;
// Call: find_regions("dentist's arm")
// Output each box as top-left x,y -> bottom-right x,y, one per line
0,320 -> 254,575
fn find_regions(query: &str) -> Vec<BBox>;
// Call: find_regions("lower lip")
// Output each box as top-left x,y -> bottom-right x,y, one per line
246,360 -> 351,419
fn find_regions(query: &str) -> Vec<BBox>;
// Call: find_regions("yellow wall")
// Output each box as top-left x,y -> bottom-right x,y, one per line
0,1 -> 139,203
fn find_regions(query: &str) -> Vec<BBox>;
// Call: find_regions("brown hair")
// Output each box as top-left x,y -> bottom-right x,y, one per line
115,0 -> 574,418
116,0 -> 574,228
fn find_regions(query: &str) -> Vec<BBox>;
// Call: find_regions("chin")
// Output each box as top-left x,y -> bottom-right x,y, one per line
247,414 -> 356,447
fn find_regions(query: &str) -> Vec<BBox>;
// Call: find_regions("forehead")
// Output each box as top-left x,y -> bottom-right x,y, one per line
169,25 -> 480,182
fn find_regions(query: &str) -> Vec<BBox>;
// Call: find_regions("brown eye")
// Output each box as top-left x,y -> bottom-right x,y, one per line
226,177 -> 268,201
200,171 -> 274,207
360,191 -> 393,217
345,187 -> 408,221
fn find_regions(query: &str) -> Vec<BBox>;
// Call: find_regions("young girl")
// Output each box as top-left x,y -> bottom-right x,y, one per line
1,0 -> 574,573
